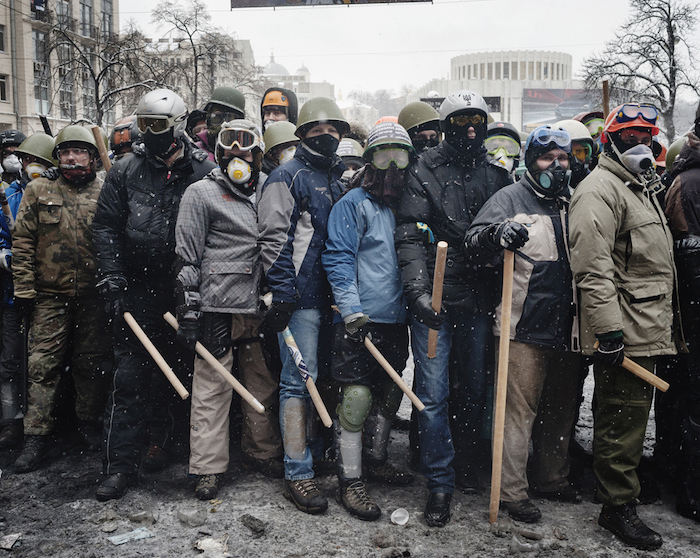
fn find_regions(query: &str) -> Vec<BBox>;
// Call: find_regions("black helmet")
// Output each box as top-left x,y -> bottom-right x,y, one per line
487,121 -> 521,146
186,108 -> 207,140
110,116 -> 143,156
0,130 -> 27,149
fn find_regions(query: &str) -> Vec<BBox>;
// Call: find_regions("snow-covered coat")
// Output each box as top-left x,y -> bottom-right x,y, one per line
322,171 -> 407,325
175,168 -> 266,313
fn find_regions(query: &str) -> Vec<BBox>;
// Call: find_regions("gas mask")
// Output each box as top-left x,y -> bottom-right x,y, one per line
529,159 -> 571,197
489,147 -> 516,173
2,154 -> 22,174
618,144 -> 655,175
278,146 -> 296,166
227,157 -> 252,185
25,162 -> 48,180
304,134 -> 340,159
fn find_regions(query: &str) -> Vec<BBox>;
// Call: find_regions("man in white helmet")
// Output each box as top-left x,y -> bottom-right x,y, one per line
93,89 -> 215,501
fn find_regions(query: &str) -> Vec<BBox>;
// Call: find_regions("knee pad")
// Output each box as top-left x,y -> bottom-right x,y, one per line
337,385 -> 372,433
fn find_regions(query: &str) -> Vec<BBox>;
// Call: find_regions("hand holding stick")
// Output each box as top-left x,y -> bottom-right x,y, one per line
428,241 -> 448,359
593,341 -> 669,392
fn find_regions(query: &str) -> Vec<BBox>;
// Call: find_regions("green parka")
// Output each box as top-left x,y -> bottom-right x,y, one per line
569,153 -> 684,357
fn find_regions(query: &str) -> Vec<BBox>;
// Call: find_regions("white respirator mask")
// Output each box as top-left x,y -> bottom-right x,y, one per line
2,154 -> 22,174
490,147 -> 516,173
278,146 -> 296,166
227,157 -> 252,185
619,144 -> 655,175
26,162 -> 48,180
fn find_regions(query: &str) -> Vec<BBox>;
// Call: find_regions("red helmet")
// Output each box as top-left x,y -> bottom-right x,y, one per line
601,103 -> 660,143
374,116 -> 398,126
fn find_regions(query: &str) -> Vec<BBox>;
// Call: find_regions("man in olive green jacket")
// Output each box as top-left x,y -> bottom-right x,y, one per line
570,104 -> 684,551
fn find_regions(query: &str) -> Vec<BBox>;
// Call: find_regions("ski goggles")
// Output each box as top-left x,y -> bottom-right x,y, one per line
584,118 -> 605,139
207,110 -> 241,127
529,126 -> 571,151
217,128 -> 260,151
485,136 -> 520,157
372,148 -> 411,170
450,114 -> 485,127
572,143 -> 593,162
614,103 -> 658,125
137,114 -> 183,135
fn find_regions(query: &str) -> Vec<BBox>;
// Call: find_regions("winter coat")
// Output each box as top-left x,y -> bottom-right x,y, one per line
175,167 -> 266,313
569,153 -> 684,357
322,168 -> 407,325
258,143 -> 345,309
394,140 -> 512,314
12,173 -> 104,299
0,179 -> 24,305
92,141 -> 215,284
465,178 -> 578,351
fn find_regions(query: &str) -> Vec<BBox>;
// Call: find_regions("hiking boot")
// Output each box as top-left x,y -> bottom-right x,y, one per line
0,421 -> 23,449
500,499 -> 542,523
425,492 -> 452,527
242,453 -> 284,479
598,503 -> 663,550
195,474 -> 222,501
96,473 -> 136,502
532,483 -> 582,503
76,420 -> 102,452
14,435 -> 48,473
142,445 -> 169,472
364,460 -> 414,487
336,479 -> 381,521
283,478 -> 328,514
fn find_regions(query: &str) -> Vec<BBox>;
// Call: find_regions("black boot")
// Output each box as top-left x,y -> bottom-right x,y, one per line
96,473 -> 137,502
425,492 -> 451,527
14,435 -> 48,473
0,421 -> 23,449
598,503 -> 663,550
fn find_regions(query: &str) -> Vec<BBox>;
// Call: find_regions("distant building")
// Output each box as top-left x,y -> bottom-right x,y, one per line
336,91 -> 378,131
261,54 -> 335,108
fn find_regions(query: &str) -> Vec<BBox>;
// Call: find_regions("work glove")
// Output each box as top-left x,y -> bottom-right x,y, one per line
595,332 -> 625,367
40,166 -> 60,180
412,293 -> 446,330
175,286 -> 202,351
345,314 -> 370,343
176,317 -> 200,351
13,296 -> 35,318
98,275 -> 130,319
0,248 -> 11,272
494,221 -> 529,251
265,301 -> 296,332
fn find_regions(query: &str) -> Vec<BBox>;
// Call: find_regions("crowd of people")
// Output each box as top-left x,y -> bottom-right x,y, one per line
0,84 -> 698,552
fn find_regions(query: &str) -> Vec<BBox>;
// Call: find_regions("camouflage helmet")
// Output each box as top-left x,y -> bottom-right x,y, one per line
263,121 -> 298,155
296,97 -> 350,138
16,133 -> 57,166
52,125 -> 98,158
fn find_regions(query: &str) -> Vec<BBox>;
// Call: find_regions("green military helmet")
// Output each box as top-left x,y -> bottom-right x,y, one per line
398,101 -> 439,135
52,125 -> 98,159
263,121 -> 298,155
666,136 -> 686,172
205,86 -> 246,118
296,97 -> 350,138
16,133 -> 58,167
337,138 -> 364,158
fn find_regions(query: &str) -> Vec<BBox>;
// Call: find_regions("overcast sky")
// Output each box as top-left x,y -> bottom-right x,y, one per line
118,0 -> 700,98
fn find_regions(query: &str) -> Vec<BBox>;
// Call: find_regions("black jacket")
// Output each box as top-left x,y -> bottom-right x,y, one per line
395,140 -> 512,313
92,141 -> 215,283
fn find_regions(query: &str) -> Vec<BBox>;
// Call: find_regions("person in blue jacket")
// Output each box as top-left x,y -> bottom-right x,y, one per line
322,122 -> 416,521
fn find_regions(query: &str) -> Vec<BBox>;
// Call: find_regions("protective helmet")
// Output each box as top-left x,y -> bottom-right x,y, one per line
262,89 -> 290,108
186,108 -> 207,139
363,122 -> 415,167
110,116 -> 143,155
336,138 -> 364,159
52,125 -> 98,159
602,103 -> 660,143
438,90 -> 488,123
398,102 -> 440,135
0,130 -> 27,149
654,140 -> 667,168
439,91 -> 489,151
260,87 -> 298,125
666,136 -> 686,172
295,97 -> 350,138
15,133 -> 57,167
524,125 -> 572,196
374,116 -> 399,126
263,121 -> 298,155
205,86 -> 246,118
555,119 -> 593,156
573,110 -> 605,139
487,121 -> 521,145
215,119 -> 263,169
136,89 -> 188,136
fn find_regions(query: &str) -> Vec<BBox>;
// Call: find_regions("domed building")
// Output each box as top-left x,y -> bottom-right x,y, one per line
261,54 -> 335,108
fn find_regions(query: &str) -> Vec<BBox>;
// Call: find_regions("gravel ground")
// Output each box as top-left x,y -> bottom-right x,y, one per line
1,370 -> 699,558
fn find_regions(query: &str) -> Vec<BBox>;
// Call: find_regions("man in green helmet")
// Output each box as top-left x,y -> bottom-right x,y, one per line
195,86 -> 247,161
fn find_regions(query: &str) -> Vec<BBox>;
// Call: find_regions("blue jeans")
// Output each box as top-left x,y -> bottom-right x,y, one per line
278,309 -> 328,480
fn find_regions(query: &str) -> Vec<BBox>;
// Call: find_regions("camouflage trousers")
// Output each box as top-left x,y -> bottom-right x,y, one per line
23,293 -> 113,436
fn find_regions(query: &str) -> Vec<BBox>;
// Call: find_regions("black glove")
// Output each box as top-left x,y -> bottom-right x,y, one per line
412,293 -> 446,330
176,318 -> 200,351
175,285 -> 202,351
98,275 -> 129,319
265,301 -> 295,332
40,166 -> 60,180
494,221 -> 529,251
595,332 -> 625,367
13,296 -> 35,317
345,314 -> 369,343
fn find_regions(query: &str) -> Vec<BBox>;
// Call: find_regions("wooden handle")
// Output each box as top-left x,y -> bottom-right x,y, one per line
123,312 -> 189,400
91,125 -> 112,172
428,241 -> 449,359
282,328 -> 333,428
364,337 -> 425,412
593,341 -> 670,392
490,249 -> 515,523
163,312 -> 265,413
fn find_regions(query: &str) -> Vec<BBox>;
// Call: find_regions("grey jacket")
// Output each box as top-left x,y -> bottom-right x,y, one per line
175,168 -> 267,313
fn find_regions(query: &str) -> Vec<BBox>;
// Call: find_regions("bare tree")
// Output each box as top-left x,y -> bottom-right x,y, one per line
581,0 -> 699,141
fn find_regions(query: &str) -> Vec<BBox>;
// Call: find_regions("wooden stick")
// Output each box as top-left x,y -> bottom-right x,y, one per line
364,337 -> 425,412
123,311 -> 189,400
163,312 -> 266,413
489,250 -> 515,524
281,328 -> 333,428
602,80 -> 610,120
91,125 -> 112,172
593,341 -> 669,392
428,241 -> 448,359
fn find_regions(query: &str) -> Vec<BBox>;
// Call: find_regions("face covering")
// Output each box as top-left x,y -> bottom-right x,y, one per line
530,159 -> 571,197
412,137 -> 439,153
227,157 -> 252,185
144,129 -> 179,159
25,162 -> 47,180
619,144 -> 655,174
60,163 -> 96,185
445,124 -> 487,154
278,146 -> 296,166
362,164 -> 406,207
304,134 -> 340,159
569,158 -> 589,188
488,147 -> 516,173
2,154 -> 22,174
